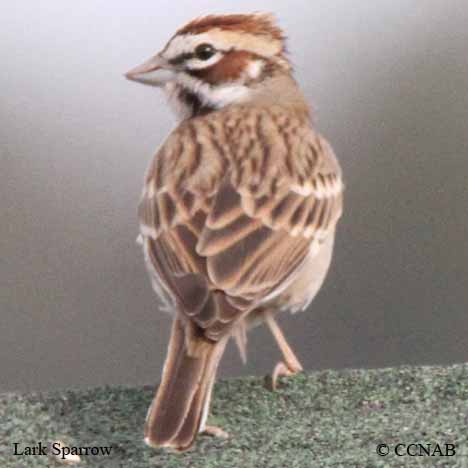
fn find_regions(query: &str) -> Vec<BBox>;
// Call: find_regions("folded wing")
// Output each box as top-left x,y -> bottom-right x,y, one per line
138,108 -> 343,341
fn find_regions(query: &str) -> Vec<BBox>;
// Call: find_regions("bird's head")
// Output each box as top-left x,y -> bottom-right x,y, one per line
125,13 -> 291,118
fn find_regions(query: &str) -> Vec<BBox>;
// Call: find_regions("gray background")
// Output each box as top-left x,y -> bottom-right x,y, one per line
1,1 -> 467,392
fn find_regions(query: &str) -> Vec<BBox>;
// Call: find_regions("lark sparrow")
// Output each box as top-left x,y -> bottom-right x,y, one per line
125,13 -> 343,451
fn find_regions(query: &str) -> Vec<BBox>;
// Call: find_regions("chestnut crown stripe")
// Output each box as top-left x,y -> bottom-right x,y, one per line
175,13 -> 285,41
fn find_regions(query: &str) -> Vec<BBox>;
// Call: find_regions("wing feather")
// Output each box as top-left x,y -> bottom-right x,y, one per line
139,106 -> 343,341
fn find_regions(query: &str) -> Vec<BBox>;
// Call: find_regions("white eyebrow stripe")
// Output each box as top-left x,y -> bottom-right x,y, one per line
163,30 -> 282,61
163,33 -> 217,60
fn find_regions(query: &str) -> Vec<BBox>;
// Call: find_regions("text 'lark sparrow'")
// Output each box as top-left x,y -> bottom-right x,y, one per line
125,13 -> 343,451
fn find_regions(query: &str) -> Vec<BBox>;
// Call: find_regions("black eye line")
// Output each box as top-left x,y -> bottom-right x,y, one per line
168,52 -> 194,66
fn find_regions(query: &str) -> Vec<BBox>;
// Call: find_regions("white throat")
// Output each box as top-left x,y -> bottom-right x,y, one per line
164,75 -> 252,120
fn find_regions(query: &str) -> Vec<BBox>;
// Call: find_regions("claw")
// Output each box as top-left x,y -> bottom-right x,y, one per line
202,425 -> 229,439
265,360 -> 302,391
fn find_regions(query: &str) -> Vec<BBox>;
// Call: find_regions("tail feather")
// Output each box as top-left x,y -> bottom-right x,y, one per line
144,317 -> 227,450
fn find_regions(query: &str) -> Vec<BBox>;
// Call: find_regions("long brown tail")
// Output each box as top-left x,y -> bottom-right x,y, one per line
144,317 -> 227,451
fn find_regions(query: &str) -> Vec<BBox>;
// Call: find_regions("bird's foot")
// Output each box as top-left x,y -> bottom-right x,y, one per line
265,360 -> 303,391
201,425 -> 229,439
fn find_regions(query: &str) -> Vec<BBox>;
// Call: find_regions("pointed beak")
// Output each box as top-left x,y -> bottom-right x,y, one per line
124,54 -> 174,87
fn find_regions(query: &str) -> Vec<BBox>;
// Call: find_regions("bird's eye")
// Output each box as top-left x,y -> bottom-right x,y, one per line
194,43 -> 216,61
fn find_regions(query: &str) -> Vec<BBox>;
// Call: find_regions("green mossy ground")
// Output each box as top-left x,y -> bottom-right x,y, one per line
1,364 -> 468,467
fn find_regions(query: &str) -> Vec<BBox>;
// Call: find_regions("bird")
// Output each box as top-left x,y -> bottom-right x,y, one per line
125,13 -> 343,451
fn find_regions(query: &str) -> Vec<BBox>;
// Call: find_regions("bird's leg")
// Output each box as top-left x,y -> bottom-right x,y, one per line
264,311 -> 303,391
